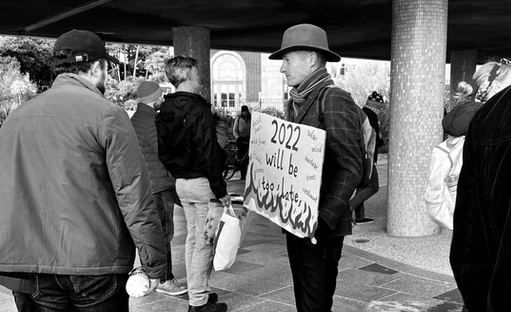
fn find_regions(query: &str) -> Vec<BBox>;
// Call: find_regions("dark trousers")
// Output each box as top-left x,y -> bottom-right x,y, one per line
154,190 -> 175,282
286,232 -> 344,312
13,291 -> 36,312
349,163 -> 379,220
28,274 -> 128,312
236,136 -> 249,178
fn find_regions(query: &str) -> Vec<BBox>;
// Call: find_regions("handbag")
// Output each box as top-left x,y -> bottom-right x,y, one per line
213,205 -> 241,271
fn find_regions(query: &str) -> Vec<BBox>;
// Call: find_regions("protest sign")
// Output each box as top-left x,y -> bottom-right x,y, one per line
243,112 -> 326,238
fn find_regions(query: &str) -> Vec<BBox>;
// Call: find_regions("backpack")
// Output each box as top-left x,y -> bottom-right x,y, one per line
317,85 -> 376,187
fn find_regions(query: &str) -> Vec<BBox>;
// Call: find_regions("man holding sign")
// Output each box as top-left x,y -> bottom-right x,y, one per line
269,24 -> 364,312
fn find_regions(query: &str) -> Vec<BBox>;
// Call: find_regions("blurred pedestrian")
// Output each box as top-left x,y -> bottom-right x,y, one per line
426,62 -> 501,232
0,29 -> 166,311
131,80 -> 187,296
425,82 -> 474,230
232,105 -> 251,180
156,56 -> 231,312
349,91 -> 385,225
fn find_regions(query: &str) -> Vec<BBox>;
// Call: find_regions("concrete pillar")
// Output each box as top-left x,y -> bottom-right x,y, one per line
172,26 -> 211,101
238,51 -> 261,103
387,0 -> 448,237
449,50 -> 477,110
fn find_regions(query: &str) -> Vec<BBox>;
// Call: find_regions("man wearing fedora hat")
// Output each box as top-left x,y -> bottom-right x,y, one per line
269,24 -> 365,312
0,30 -> 167,311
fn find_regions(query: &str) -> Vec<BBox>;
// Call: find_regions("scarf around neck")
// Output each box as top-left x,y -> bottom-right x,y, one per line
289,67 -> 331,105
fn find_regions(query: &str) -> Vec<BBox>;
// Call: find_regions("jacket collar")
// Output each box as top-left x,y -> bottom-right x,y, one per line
52,73 -> 104,97
165,91 -> 211,107
136,102 -> 157,115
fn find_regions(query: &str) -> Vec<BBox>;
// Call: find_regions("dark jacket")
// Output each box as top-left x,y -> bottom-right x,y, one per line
285,80 -> 364,236
0,74 -> 166,278
156,92 -> 227,199
450,85 -> 511,311
362,106 -> 383,163
442,101 -> 484,137
131,102 -> 175,194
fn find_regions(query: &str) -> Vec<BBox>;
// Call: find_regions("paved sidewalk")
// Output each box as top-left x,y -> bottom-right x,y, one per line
0,165 -> 464,311
136,174 -> 463,312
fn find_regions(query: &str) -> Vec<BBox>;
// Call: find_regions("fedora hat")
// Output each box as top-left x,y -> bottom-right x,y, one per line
269,24 -> 340,62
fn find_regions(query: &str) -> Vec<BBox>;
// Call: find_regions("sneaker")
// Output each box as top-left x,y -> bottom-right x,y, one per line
189,302 -> 227,312
156,278 -> 187,296
355,218 -> 374,225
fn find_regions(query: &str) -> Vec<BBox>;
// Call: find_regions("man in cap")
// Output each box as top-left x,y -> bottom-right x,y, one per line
156,56 -> 230,312
269,24 -> 364,311
0,29 -> 166,311
131,80 -> 187,296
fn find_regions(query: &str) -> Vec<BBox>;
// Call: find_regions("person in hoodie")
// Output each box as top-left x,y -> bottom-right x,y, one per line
156,56 -> 231,312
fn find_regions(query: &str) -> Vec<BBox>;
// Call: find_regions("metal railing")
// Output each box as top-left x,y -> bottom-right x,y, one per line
213,98 -> 287,114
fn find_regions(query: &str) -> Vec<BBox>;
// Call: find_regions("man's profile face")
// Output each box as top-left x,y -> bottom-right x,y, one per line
280,51 -> 313,87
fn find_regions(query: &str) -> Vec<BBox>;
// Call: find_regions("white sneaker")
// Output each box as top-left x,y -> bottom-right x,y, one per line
155,278 -> 188,296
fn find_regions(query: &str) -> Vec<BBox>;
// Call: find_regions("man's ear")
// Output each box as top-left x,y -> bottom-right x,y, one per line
309,52 -> 319,68
91,60 -> 105,78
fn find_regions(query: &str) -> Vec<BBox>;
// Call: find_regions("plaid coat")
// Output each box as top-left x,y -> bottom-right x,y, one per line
286,80 -> 364,237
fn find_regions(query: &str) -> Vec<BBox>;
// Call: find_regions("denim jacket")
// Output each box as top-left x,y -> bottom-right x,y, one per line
450,85 -> 511,311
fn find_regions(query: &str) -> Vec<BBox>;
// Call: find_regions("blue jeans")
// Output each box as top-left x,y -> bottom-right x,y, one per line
286,232 -> 344,312
349,163 -> 379,220
153,190 -> 175,282
176,177 -> 216,307
28,274 -> 128,312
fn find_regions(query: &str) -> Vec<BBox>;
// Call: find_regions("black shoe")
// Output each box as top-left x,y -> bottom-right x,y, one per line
208,293 -> 218,304
189,302 -> 227,312
187,294 -> 218,312
355,218 -> 374,225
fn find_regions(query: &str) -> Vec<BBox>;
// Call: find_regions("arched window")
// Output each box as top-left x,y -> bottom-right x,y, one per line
211,52 -> 246,108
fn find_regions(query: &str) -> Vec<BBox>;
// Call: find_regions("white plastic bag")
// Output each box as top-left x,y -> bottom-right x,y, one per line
213,205 -> 241,271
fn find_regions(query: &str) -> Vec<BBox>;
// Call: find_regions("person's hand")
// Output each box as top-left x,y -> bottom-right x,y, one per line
147,278 -> 160,295
219,194 -> 231,207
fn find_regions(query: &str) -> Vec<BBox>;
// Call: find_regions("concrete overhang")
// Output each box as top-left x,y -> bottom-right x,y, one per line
0,0 -> 509,63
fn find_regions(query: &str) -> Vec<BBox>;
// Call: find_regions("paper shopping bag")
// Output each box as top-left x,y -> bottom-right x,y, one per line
213,205 -> 241,271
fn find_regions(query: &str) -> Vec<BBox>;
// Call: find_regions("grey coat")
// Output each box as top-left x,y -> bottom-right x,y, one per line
0,74 -> 166,278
